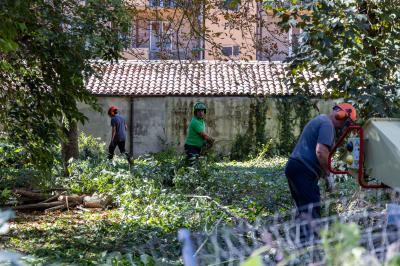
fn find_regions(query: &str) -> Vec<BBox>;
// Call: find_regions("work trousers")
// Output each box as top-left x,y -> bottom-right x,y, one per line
285,158 -> 321,219
108,140 -> 127,160
184,144 -> 201,166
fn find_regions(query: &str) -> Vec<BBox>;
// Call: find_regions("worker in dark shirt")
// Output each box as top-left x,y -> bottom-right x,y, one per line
107,105 -> 128,160
286,103 -> 357,219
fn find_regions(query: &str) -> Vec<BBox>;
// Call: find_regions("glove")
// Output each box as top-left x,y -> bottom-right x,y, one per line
325,174 -> 335,193
206,138 -> 214,147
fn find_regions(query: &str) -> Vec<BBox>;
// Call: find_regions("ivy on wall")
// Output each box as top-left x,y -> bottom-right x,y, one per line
230,98 -> 269,160
230,96 -> 316,160
276,97 -> 316,155
275,98 -> 296,155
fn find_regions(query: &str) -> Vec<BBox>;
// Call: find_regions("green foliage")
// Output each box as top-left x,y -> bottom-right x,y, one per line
241,254 -> 263,266
230,134 -> 255,161
321,222 -> 381,266
275,98 -> 297,154
255,140 -> 273,161
230,99 -> 272,160
174,157 -> 217,194
388,254 -> 400,266
322,222 -> 361,266
0,135 -> 363,264
79,133 -> 107,161
47,151 -> 291,263
231,97 -> 316,159
265,0 -> 400,118
275,97 -> 315,154
0,0 -> 132,173
0,134 -> 58,190
0,189 -> 12,206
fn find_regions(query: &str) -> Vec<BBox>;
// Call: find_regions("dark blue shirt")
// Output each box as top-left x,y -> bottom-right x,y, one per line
111,114 -> 126,142
290,114 -> 335,177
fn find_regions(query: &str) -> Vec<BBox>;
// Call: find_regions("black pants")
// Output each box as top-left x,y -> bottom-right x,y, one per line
184,144 -> 201,166
108,140 -> 127,160
285,158 -> 321,219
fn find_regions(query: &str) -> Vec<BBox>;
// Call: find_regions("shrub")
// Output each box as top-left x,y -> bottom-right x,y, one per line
78,133 -> 107,161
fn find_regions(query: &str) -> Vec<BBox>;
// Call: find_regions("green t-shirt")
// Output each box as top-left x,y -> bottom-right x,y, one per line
185,117 -> 206,148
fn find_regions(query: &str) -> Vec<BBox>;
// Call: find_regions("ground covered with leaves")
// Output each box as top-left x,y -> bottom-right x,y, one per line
0,135 -> 359,265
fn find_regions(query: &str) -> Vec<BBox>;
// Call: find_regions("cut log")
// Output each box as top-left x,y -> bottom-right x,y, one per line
58,195 -> 85,204
83,193 -> 112,208
13,189 -> 47,201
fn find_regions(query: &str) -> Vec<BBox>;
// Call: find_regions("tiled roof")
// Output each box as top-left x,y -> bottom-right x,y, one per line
86,60 -> 326,96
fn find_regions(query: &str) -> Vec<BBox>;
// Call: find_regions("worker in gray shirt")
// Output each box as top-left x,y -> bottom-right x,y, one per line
107,105 -> 128,160
285,103 -> 357,220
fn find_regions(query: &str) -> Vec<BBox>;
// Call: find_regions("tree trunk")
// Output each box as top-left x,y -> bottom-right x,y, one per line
62,121 -> 79,176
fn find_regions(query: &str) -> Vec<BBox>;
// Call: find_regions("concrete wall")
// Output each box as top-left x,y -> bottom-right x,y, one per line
78,97 -> 131,153
79,96 -> 336,157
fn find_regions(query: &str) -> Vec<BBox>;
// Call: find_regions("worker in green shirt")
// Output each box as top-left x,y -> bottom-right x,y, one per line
184,102 -> 214,165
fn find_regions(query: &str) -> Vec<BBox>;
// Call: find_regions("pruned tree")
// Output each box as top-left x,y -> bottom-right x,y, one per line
265,0 -> 400,118
0,0 -> 132,174
0,0 -> 301,178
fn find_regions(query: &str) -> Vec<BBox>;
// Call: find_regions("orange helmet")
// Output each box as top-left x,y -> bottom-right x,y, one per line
108,105 -> 118,116
334,103 -> 357,121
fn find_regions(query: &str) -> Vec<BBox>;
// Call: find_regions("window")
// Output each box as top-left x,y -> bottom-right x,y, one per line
118,21 -> 149,49
221,0 -> 240,11
222,45 -> 240,56
233,45 -> 240,56
149,0 -> 175,7
150,21 -> 172,51
132,20 -> 150,48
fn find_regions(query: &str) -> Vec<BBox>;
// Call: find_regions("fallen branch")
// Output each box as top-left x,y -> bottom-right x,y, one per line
44,204 -> 66,213
13,191 -> 109,212
185,194 -> 252,228
44,201 -> 79,213
40,191 -> 66,203
13,201 -> 64,210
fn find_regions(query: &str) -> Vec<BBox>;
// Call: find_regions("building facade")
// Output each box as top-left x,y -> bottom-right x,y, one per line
122,0 -> 307,61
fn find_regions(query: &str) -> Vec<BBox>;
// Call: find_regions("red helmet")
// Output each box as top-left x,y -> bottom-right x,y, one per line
108,105 -> 118,116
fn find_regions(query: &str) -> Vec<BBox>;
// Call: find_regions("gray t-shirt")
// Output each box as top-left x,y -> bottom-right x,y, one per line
290,114 -> 335,177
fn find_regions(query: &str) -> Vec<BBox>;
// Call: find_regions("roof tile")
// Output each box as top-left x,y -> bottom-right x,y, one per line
86,60 -> 326,96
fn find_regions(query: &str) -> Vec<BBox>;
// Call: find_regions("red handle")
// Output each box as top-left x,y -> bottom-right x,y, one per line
328,125 -> 387,189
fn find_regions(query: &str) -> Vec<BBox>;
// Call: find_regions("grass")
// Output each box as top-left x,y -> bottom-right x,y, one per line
0,146 -> 361,265
3,209 -> 183,265
0,157 -> 295,264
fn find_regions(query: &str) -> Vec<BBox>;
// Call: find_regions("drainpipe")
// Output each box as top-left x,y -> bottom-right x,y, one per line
256,2 -> 263,61
200,0 -> 205,60
130,96 -> 134,157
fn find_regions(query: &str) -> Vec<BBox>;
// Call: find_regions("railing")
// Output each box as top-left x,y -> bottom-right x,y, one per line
149,49 -> 200,60
264,0 -> 313,8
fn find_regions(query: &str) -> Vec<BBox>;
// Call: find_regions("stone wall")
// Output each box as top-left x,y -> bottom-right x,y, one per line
78,96 -> 336,157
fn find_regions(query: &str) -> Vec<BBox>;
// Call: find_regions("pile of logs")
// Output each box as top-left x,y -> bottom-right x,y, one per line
12,189 -> 112,213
